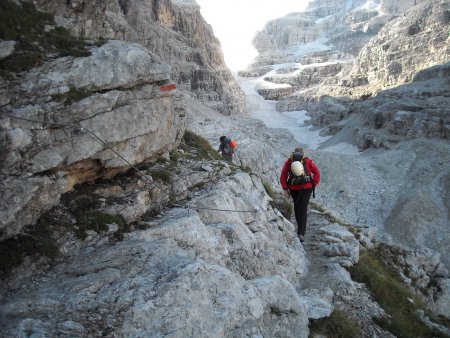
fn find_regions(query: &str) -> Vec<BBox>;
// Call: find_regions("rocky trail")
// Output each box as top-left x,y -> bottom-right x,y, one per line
296,208 -> 392,337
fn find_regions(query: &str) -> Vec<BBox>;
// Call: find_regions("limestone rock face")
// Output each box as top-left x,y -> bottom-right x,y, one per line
0,41 -> 186,239
353,63 -> 450,148
252,0 -> 378,59
246,0 -> 383,107
245,0 -> 449,146
34,0 -> 246,115
0,170 -> 310,337
380,0 -> 428,14
1,0 -> 248,241
352,0 -> 450,88
264,62 -> 345,90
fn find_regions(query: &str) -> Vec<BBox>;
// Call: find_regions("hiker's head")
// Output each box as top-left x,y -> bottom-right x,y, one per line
291,147 -> 304,161
294,147 -> 304,156
220,136 -> 226,142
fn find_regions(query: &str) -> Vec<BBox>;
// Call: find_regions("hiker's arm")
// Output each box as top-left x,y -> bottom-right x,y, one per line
310,161 -> 320,186
280,160 -> 290,191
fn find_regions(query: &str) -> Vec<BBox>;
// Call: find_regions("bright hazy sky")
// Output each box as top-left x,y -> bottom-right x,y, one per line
196,0 -> 311,71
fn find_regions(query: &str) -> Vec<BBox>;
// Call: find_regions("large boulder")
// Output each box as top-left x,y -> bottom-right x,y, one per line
0,171 -> 311,337
0,40 -> 186,240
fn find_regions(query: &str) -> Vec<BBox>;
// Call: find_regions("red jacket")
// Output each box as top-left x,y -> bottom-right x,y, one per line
280,157 -> 320,191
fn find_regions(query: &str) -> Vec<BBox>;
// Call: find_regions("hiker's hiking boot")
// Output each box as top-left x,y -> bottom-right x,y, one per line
299,234 -> 305,242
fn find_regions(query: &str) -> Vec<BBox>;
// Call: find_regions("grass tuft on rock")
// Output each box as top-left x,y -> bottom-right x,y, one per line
0,209 -> 63,278
151,169 -> 172,184
182,130 -> 222,161
309,309 -> 360,338
349,248 -> 450,338
262,181 -> 292,219
52,85 -> 92,106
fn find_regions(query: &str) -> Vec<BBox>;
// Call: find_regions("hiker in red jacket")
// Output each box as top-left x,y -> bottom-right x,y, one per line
218,135 -> 234,162
280,147 -> 320,242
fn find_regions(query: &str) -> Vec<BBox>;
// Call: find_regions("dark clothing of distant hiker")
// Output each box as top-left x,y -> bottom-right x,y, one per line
280,147 -> 320,241
218,136 -> 233,162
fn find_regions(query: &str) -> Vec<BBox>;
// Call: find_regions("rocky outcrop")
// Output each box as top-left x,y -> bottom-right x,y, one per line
380,0 -> 429,14
0,40 -> 186,240
0,153 -> 312,337
351,0 -> 450,88
353,62 -> 450,148
0,41 -> 15,60
257,87 -> 294,100
264,62 -> 345,90
34,0 -> 246,115
0,0 -> 248,241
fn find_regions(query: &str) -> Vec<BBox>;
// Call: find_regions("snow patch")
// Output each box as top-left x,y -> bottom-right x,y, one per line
171,0 -> 199,7
239,76 -> 331,150
355,1 -> 380,11
294,38 -> 331,59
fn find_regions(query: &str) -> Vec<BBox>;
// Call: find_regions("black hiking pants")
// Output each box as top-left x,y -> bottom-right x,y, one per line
289,188 -> 313,236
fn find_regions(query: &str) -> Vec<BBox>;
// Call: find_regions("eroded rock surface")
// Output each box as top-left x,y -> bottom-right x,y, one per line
34,0 -> 246,115
0,40 -> 186,239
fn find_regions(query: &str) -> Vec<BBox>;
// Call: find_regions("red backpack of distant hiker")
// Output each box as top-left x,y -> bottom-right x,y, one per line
229,139 -> 237,149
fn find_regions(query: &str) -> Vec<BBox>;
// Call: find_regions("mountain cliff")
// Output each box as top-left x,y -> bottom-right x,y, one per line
0,0 -> 246,240
35,0 -> 246,115
246,0 -> 449,145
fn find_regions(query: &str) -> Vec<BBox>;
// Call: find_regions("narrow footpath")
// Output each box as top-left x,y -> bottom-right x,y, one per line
296,208 -> 394,338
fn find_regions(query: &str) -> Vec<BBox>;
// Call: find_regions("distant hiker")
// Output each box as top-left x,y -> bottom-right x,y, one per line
218,135 -> 234,162
280,147 -> 320,242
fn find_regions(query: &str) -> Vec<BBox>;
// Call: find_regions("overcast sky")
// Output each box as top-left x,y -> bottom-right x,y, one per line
195,0 -> 311,71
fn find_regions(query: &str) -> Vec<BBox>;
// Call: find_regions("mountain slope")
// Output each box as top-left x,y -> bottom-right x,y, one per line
239,0 -> 450,266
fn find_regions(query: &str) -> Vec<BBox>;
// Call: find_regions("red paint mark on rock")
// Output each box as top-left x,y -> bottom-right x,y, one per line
159,83 -> 177,91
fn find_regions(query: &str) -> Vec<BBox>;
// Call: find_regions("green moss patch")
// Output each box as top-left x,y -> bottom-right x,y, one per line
0,0 -> 90,74
75,211 -> 127,240
61,190 -> 129,240
349,248 -> 450,338
309,309 -> 360,338
0,208 -> 64,277
181,130 -> 222,161
52,85 -> 92,106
